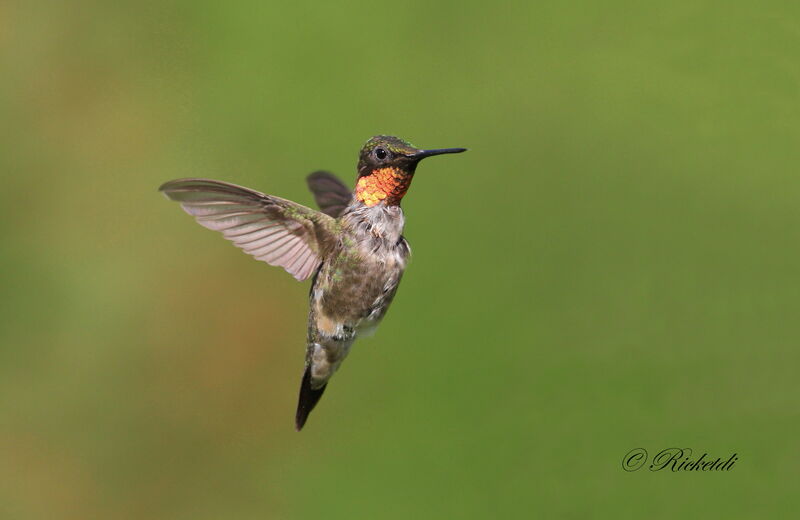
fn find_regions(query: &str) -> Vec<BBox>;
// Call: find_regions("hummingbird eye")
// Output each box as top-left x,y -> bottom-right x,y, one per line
374,147 -> 388,161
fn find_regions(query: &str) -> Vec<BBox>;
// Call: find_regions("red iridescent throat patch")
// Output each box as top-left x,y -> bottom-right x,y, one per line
355,167 -> 412,207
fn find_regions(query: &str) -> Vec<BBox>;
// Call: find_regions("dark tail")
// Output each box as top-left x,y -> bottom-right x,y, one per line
295,366 -> 327,431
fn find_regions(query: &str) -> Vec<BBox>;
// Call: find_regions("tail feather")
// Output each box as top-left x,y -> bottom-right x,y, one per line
295,366 -> 327,431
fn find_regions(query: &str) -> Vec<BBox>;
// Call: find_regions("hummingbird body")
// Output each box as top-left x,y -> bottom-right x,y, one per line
305,203 -> 408,385
159,136 -> 465,430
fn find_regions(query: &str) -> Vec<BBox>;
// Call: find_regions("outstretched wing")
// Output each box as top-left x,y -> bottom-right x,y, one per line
159,178 -> 337,281
306,171 -> 352,218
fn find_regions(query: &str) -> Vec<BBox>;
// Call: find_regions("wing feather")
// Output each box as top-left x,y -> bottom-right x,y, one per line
160,178 -> 337,281
223,220 -> 274,238
296,252 -> 318,281
306,171 -> 352,218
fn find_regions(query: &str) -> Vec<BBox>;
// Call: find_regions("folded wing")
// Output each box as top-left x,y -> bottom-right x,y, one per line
306,171 -> 353,218
159,178 -> 337,281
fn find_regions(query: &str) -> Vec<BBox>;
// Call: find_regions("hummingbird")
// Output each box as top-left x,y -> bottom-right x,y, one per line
159,136 -> 466,430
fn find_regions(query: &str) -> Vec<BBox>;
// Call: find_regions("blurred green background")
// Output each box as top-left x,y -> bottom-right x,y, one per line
2,1 -> 799,518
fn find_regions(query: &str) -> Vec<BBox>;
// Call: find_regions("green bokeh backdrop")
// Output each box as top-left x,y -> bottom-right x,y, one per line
2,1 -> 798,518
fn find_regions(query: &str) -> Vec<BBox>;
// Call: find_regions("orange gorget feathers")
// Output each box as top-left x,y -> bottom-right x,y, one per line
355,167 -> 412,207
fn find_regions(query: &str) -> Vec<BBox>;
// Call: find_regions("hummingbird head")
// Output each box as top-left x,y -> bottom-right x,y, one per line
355,135 -> 466,207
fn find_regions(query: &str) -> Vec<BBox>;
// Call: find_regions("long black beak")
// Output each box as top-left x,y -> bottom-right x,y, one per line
411,147 -> 467,160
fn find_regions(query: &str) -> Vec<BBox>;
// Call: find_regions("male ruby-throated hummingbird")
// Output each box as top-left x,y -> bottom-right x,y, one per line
159,136 -> 466,430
